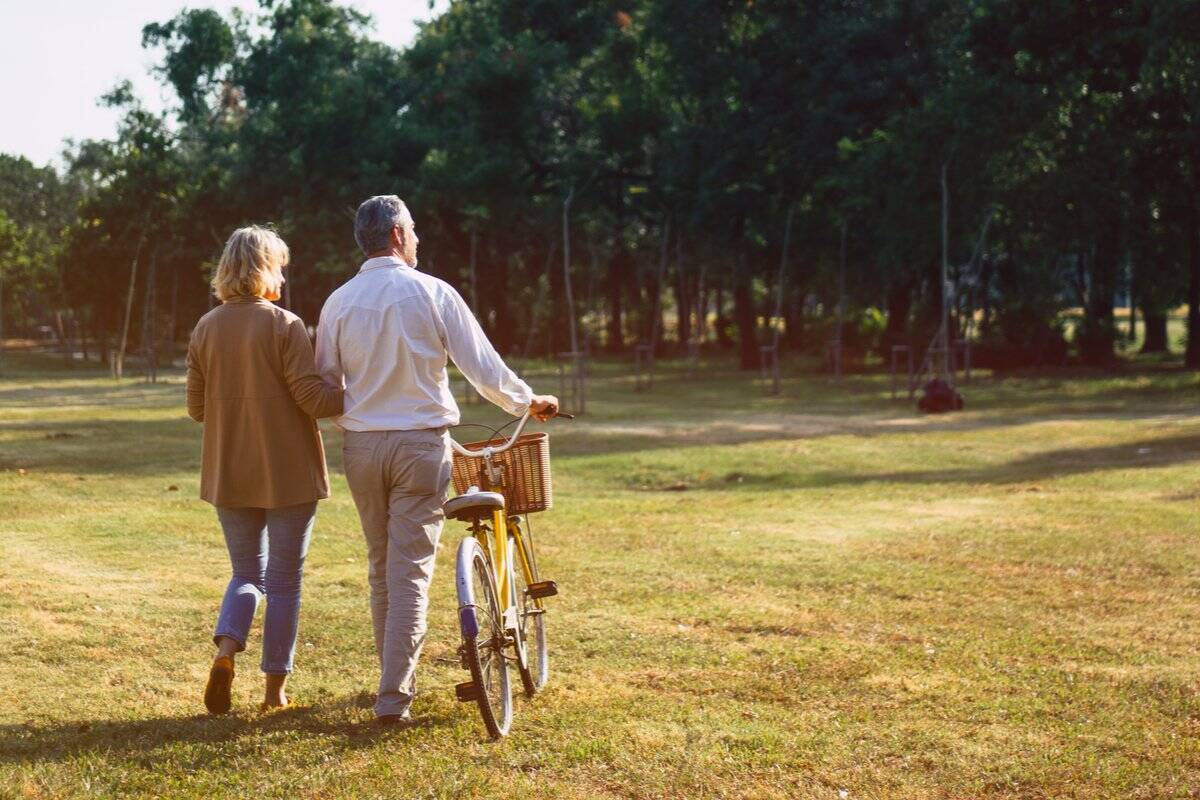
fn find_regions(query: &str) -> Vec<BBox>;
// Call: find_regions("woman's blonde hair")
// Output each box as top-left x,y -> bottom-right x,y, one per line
210,226 -> 289,301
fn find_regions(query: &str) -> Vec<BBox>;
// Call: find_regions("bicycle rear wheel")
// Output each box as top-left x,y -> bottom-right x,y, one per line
455,536 -> 512,738
512,532 -> 548,696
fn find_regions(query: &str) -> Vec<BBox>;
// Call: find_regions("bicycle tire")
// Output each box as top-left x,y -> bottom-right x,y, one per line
512,532 -> 548,696
456,536 -> 512,738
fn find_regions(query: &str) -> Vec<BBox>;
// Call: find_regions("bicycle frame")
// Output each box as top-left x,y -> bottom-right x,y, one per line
472,508 -> 540,640
451,410 -> 540,623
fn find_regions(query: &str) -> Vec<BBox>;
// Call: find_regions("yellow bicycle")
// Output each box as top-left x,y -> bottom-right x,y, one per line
445,409 -> 569,738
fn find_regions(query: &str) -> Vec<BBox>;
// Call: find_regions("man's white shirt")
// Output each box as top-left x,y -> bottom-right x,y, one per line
315,256 -> 533,431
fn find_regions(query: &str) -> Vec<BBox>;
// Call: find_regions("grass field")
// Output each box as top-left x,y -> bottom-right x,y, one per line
1,351 -> 1198,799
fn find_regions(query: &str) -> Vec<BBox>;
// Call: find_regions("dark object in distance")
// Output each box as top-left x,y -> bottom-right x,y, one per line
918,378 -> 964,414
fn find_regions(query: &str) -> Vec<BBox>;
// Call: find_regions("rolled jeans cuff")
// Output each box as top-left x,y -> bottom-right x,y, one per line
212,628 -> 248,652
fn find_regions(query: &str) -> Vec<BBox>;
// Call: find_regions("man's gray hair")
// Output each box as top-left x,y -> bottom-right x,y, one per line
354,195 -> 414,255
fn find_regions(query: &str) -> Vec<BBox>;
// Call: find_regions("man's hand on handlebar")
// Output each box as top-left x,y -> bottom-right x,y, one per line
528,394 -> 559,422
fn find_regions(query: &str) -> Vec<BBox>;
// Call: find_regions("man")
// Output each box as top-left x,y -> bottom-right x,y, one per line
315,194 -> 557,724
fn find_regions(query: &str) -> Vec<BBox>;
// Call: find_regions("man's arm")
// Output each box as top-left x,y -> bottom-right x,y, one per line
436,283 -> 556,417
314,300 -> 344,390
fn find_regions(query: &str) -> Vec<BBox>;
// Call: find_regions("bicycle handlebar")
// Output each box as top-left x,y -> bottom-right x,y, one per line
449,407 -> 571,458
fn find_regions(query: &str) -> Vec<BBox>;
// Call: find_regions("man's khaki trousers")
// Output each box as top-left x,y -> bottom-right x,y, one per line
342,428 -> 452,718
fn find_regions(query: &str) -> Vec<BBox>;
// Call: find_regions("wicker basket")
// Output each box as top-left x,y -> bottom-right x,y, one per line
450,432 -> 553,514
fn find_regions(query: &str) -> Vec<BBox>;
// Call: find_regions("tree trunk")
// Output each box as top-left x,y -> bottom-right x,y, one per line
692,260 -> 709,347
881,277 -> 914,356
98,326 -> 110,368
493,255 -> 514,354
673,268 -> 690,351
115,237 -> 145,379
1141,306 -> 1168,354
562,189 -> 580,357
166,267 -> 178,363
1187,200 -> 1200,369
55,311 -> 72,366
605,246 -> 630,353
1080,229 -> 1118,367
978,255 -> 995,337
80,311 -> 90,362
714,282 -> 732,348
141,249 -> 158,383
468,231 -> 479,314
783,283 -> 803,350
586,234 -> 599,352
549,232 -> 565,356
733,254 -> 759,370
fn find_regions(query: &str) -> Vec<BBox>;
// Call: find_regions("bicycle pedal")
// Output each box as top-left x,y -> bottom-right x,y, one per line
526,580 -> 558,599
455,681 -> 480,702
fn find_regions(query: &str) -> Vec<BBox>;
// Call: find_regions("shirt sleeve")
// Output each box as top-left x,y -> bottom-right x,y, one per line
281,315 -> 344,420
314,299 -> 344,390
436,283 -> 533,417
185,327 -> 205,423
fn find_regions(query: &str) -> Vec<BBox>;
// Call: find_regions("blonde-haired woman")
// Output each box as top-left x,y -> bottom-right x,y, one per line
186,225 -> 343,714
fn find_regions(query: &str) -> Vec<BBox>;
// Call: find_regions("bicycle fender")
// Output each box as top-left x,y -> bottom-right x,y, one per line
456,536 -> 481,639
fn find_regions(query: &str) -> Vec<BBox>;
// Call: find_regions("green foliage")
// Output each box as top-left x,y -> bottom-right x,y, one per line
0,155 -> 81,332
2,0 -> 1199,368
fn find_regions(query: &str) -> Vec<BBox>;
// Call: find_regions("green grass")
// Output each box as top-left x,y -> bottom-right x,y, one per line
1,350 -> 1198,799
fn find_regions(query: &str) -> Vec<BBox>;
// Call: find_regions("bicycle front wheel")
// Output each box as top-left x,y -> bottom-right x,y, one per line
455,536 -> 512,738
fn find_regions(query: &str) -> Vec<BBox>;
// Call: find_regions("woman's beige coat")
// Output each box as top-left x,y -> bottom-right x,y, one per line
186,297 -> 343,508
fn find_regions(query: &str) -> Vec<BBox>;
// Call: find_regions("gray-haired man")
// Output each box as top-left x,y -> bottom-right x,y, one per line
315,195 -> 557,723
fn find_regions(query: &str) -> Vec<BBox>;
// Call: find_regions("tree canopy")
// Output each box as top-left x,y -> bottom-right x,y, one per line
2,0 -> 1198,370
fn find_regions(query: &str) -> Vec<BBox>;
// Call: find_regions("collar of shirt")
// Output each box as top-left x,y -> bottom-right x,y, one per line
359,255 -> 412,273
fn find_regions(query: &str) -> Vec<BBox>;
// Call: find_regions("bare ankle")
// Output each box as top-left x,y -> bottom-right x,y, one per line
215,636 -> 239,662
264,673 -> 288,706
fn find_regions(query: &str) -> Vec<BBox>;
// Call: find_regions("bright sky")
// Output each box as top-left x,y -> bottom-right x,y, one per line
0,0 -> 447,168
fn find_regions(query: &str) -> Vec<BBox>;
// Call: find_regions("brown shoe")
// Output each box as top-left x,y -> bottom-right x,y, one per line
205,656 -> 234,715
377,712 -> 412,726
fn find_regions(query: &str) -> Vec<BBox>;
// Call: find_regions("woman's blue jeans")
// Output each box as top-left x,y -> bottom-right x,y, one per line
213,502 -> 317,674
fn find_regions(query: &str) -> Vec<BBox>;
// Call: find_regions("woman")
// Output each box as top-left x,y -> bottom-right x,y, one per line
186,226 -> 343,714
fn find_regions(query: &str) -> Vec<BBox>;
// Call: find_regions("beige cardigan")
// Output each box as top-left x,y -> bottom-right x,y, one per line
186,297 -> 343,508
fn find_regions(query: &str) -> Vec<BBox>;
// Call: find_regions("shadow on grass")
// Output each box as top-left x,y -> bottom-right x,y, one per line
625,431 -> 1200,493
813,431 -> 1200,487
0,695 -> 455,766
0,417 -> 200,475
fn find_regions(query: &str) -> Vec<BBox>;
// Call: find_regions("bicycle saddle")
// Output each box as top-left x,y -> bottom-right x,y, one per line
444,490 -> 506,521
